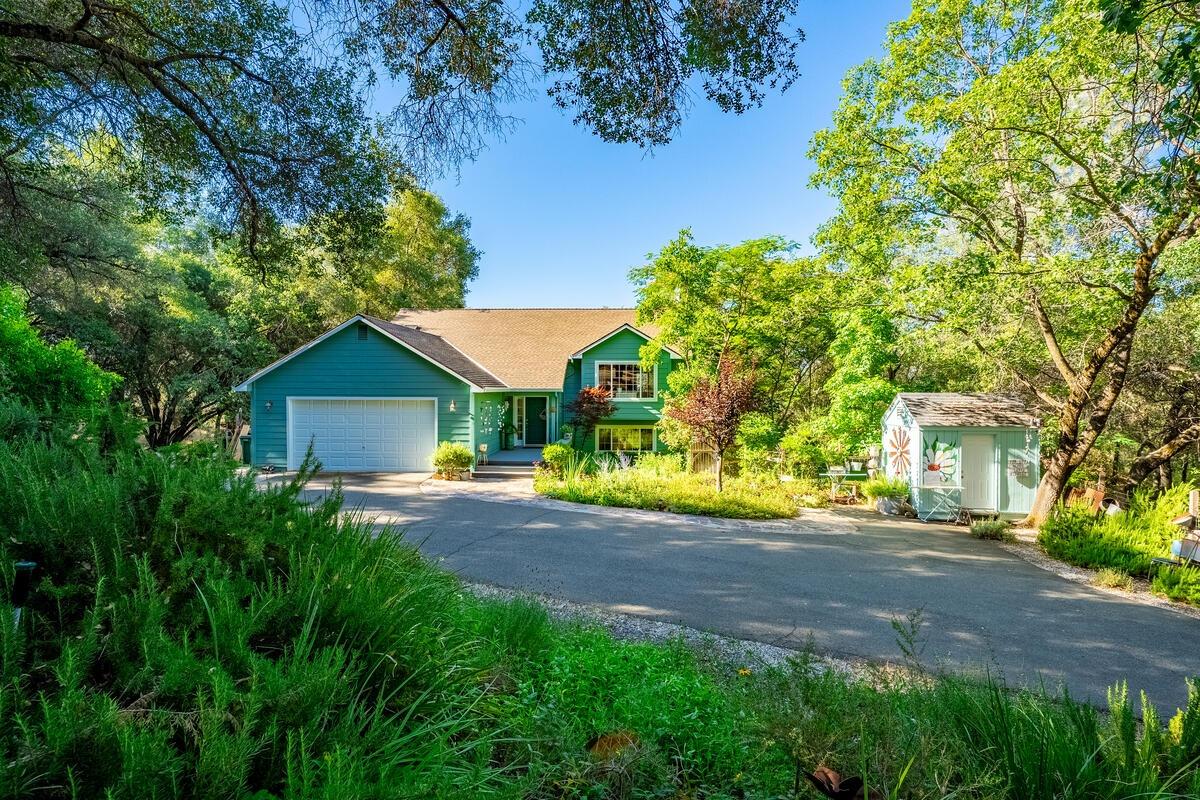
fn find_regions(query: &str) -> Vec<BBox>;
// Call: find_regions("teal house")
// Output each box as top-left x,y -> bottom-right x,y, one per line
234,309 -> 680,472
881,393 -> 1042,521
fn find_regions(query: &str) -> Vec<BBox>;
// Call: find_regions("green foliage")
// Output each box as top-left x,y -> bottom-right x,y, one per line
432,440 -> 474,476
816,308 -> 902,457
534,458 -> 819,518
1094,568 -> 1135,592
810,0 -> 1200,519
1153,567 -> 1200,606
632,230 -> 838,431
538,442 -> 576,478
5,423 -> 1200,796
0,285 -> 119,436
0,437 -> 495,796
971,519 -> 1014,542
862,476 -> 910,502
1,0 -> 802,272
1038,485 -> 1197,601
736,411 -> 782,475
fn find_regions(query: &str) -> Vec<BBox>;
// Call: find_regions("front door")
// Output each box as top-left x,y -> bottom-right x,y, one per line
960,434 -> 997,511
523,396 -> 548,445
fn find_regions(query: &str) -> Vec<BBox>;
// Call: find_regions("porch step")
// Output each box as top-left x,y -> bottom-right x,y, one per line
473,463 -> 536,479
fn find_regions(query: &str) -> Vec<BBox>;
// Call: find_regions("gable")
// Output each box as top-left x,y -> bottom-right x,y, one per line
242,321 -> 475,392
578,327 -> 659,362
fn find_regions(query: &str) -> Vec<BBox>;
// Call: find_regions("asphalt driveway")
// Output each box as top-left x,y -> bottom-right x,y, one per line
304,473 -> 1200,713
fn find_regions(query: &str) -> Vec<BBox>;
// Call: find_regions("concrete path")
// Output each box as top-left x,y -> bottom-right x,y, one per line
305,473 -> 1200,713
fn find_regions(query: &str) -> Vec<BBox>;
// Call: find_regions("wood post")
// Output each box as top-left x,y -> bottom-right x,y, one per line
1190,489 -> 1199,519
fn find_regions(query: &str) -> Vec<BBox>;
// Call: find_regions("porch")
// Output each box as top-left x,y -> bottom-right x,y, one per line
485,446 -> 545,466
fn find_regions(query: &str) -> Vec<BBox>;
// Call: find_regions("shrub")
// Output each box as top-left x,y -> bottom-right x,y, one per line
0,285 -> 120,435
432,440 -> 474,477
631,451 -> 685,477
565,385 -> 616,443
862,476 -> 910,501
1153,566 -> 1200,606
1093,568 -> 1134,591
539,442 -> 575,477
971,519 -> 1013,541
6,433 -> 1200,797
1038,486 -> 1194,579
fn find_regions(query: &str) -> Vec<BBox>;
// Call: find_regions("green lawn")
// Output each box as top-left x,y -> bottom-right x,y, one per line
4,436 -> 1200,798
534,468 -> 824,519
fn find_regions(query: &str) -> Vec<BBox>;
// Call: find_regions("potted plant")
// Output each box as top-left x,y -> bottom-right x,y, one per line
862,477 -> 910,515
432,441 -> 474,480
500,422 -> 517,450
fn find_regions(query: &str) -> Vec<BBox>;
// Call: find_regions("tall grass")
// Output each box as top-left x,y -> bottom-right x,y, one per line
3,434 -> 1200,797
1038,484 -> 1200,606
534,448 -> 823,518
0,438 -> 497,796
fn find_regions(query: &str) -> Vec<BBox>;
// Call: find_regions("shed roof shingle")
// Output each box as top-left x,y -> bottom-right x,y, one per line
387,308 -> 662,390
896,392 -> 1040,428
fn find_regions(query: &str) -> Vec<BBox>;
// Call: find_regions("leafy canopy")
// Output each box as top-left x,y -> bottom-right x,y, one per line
0,0 -> 805,260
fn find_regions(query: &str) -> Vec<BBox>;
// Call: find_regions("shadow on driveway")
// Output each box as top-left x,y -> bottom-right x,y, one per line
298,473 -> 1200,714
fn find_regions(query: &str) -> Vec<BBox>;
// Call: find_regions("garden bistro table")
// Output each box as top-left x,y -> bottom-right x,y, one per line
919,484 -> 963,523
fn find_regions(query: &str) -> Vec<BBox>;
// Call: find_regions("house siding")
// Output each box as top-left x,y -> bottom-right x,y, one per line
575,329 -> 672,451
248,322 -> 472,468
472,392 -> 506,456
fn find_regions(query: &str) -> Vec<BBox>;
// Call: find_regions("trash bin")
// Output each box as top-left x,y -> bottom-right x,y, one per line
239,434 -> 252,465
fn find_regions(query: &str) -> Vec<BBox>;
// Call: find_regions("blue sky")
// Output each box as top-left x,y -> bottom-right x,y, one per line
421,1 -> 910,307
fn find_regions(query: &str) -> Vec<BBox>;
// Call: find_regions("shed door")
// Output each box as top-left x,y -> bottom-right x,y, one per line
289,398 -> 436,472
960,434 -> 997,511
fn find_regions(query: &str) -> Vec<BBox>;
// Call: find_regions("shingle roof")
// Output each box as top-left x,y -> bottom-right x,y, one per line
362,316 -> 506,389
895,393 -> 1040,428
388,308 -> 663,390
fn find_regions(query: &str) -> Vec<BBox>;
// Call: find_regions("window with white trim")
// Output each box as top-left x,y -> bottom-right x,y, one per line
596,362 -> 655,400
596,426 -> 655,452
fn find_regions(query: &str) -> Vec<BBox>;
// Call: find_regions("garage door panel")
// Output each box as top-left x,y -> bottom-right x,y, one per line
289,398 -> 436,472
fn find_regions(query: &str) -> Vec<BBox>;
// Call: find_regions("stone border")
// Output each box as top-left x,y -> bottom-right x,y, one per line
999,530 -> 1200,621
421,477 -> 858,535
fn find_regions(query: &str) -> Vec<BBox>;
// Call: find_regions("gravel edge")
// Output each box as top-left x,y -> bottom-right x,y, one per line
461,580 -> 892,681
999,532 -> 1200,621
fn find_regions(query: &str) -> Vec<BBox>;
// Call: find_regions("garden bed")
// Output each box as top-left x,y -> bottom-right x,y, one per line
533,465 -> 824,519
1036,485 -> 1200,607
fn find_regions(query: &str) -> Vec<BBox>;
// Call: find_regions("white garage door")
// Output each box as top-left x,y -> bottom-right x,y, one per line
288,398 -> 437,472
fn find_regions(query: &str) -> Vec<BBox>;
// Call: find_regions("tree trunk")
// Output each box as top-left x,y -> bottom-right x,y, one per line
1025,448 -> 1076,527
715,451 -> 724,492
1125,421 -> 1200,487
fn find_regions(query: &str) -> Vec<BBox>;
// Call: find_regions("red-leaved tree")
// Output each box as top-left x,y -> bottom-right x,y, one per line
566,386 -> 616,447
668,358 -> 757,491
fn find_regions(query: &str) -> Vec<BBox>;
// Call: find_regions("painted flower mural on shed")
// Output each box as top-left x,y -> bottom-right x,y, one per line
886,427 -> 911,476
923,438 -> 957,484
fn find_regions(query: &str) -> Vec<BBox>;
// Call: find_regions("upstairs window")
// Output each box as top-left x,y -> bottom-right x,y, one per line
596,362 -> 655,400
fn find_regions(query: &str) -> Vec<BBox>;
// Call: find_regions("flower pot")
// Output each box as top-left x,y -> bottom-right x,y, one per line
876,497 -> 904,516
